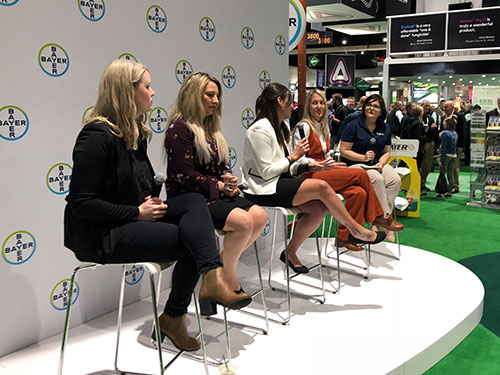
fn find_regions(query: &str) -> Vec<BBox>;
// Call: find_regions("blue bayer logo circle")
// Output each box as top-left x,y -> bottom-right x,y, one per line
0,105 -> 29,141
228,147 -> 237,168
46,163 -> 72,195
147,5 -> 167,33
38,43 -> 70,77
118,53 -> 138,62
275,34 -> 286,55
148,107 -> 168,134
175,60 -> 194,84
259,70 -> 271,90
199,17 -> 216,42
221,66 -> 236,89
0,0 -> 19,6
241,26 -> 255,49
125,265 -> 145,285
51,279 -> 79,311
78,0 -> 105,21
2,231 -> 36,265
260,217 -> 271,237
241,107 -> 255,129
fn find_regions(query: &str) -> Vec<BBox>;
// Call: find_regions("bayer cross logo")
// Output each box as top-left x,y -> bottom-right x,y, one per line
148,107 -> 168,134
221,66 -> 236,89
275,34 -> 286,55
241,27 -> 255,49
260,217 -> 271,237
78,0 -> 105,21
51,279 -> 79,311
125,265 -> 145,285
175,60 -> 193,84
228,147 -> 237,168
46,163 -> 72,195
259,70 -> 271,90
118,53 -> 138,62
0,0 -> 19,5
241,108 -> 255,129
82,106 -> 94,123
147,5 -> 167,33
38,43 -> 70,77
0,105 -> 29,141
2,231 -> 36,265
199,17 -> 216,42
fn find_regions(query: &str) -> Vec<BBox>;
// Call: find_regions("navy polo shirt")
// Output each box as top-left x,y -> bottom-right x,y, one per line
340,116 -> 392,166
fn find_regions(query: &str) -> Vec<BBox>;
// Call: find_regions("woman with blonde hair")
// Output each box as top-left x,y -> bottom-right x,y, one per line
165,72 -> 267,315
291,89 -> 402,251
65,60 -> 249,352
242,83 -> 386,271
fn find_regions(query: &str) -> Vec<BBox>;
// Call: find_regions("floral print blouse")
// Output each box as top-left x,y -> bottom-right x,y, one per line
164,118 -> 229,202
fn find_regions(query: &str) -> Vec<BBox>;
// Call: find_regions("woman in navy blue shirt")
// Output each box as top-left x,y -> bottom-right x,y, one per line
340,94 -> 404,242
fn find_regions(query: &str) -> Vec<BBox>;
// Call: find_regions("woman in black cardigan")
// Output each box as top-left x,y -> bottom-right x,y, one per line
64,59 -> 250,352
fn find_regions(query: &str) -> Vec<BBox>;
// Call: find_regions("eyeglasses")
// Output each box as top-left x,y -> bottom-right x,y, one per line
366,103 -> 381,110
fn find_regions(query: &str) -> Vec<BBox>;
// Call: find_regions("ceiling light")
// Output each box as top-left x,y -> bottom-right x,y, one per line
427,79 -> 431,82
361,50 -> 364,55
469,80 -> 473,83
418,76 -> 422,79
479,82 -> 482,85
493,77 -> 496,80
449,75 -> 453,79
452,83 -> 456,85
486,84 -> 489,86
383,37 -> 387,42
459,78 -> 463,81
342,39 -> 347,45
482,74 -> 486,77
442,81 -> 446,84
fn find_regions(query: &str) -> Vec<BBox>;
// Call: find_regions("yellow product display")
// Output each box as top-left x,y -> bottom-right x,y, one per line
388,155 -> 421,217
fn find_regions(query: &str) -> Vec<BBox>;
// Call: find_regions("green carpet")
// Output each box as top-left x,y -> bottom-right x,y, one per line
399,169 -> 500,374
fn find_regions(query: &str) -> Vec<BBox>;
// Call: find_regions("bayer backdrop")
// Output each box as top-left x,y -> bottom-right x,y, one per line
0,0 -> 288,356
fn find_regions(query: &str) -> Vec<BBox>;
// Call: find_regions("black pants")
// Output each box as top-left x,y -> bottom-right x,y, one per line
109,193 -> 222,317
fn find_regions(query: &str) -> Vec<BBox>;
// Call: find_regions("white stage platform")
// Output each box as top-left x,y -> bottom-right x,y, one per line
0,241 -> 484,375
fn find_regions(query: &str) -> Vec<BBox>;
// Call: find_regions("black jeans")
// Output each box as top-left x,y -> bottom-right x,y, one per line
109,193 -> 222,317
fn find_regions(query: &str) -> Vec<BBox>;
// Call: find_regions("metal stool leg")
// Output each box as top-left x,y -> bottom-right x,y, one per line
254,243 -> 270,334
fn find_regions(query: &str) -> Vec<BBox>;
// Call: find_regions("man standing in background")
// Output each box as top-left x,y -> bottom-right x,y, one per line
443,101 -> 465,193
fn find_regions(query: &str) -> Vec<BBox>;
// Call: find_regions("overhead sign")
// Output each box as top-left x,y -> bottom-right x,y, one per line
448,8 -> 500,50
355,79 -> 371,91
326,54 -> 355,88
342,0 -> 378,17
306,31 -> 333,46
289,0 -> 306,50
308,54 -> 325,69
390,13 -> 446,54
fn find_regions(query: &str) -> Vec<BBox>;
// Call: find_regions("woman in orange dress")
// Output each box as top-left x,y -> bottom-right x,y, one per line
291,89 -> 403,250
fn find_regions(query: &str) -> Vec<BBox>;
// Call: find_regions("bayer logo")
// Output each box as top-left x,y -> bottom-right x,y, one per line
125,265 -> 145,285
118,53 -> 138,62
78,0 -> 105,21
82,106 -> 94,123
241,108 -> 255,129
46,163 -> 72,195
0,105 -> 29,141
199,17 -> 216,42
0,0 -> 19,6
146,5 -> 167,33
275,34 -> 286,55
228,147 -> 237,168
221,65 -> 236,89
149,107 -> 168,134
259,70 -> 271,90
175,60 -> 194,84
38,43 -> 70,77
2,231 -> 36,265
260,217 -> 271,237
51,279 -> 79,311
241,26 -> 255,49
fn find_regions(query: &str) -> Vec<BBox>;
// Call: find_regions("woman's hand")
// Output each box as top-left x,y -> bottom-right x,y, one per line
221,173 -> 238,191
364,150 -> 375,162
374,162 -> 384,173
138,197 -> 167,221
222,186 -> 241,197
290,138 -> 310,161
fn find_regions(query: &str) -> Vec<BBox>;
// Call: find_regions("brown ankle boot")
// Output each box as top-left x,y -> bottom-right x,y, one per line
158,313 -> 200,351
199,267 -> 252,316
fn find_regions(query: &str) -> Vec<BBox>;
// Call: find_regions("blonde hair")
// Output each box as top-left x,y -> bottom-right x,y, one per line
168,72 -> 228,164
302,89 -> 329,141
84,59 -> 152,150
411,104 -> 423,120
444,114 -> 457,130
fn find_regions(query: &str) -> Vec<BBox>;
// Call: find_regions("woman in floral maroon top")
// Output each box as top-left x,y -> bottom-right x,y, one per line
165,72 -> 267,314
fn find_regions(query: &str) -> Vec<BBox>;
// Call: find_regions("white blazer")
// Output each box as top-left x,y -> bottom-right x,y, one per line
242,118 -> 302,195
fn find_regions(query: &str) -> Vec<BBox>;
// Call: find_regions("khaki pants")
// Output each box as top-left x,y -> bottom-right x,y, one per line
349,164 -> 401,214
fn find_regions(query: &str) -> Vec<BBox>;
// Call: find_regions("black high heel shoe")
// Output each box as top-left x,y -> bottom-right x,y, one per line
279,250 -> 309,274
348,231 -> 386,245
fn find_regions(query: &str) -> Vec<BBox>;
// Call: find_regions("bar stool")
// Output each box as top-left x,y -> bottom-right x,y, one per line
58,259 -> 208,375
323,194 -> 372,293
263,206 -> 326,325
209,229 -> 270,361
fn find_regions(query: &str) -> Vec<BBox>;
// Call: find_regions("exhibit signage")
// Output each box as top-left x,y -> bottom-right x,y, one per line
342,0 -> 378,18
390,13 -> 446,54
448,8 -> 500,50
326,54 -> 355,88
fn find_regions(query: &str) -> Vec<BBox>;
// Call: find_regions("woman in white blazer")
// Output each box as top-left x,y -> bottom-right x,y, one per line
242,83 -> 385,273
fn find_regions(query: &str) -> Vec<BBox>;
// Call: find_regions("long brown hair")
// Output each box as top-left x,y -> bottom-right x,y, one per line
253,82 -> 291,149
85,59 -> 152,150
168,72 -> 228,164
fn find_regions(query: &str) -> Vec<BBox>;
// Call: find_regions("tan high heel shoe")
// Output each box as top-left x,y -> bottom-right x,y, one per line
153,313 -> 201,351
198,267 -> 252,316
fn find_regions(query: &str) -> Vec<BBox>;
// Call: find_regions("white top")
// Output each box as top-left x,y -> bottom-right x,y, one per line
242,118 -> 302,195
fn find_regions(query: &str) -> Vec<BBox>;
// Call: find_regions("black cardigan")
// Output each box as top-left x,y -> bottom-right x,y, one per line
64,120 -> 154,262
